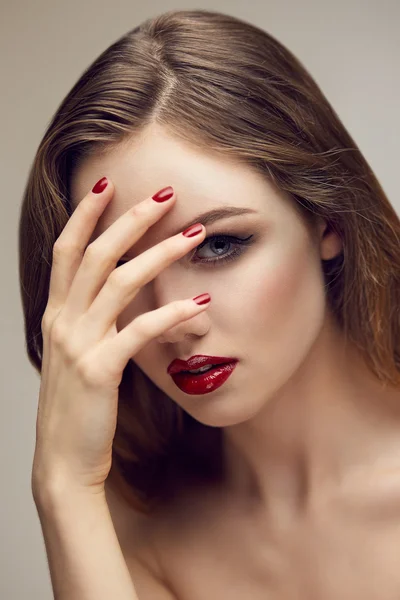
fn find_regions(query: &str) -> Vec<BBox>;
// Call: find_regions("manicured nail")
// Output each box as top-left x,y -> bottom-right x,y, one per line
152,186 -> 174,202
92,177 -> 108,194
182,223 -> 204,238
193,293 -> 211,305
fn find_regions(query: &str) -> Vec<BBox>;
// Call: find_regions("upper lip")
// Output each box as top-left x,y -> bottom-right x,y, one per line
167,355 -> 238,375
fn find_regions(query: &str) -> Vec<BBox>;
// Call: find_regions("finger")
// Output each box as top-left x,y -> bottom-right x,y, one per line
81,225 -> 206,341
61,187 -> 177,321
98,295 -> 211,377
46,178 -> 114,313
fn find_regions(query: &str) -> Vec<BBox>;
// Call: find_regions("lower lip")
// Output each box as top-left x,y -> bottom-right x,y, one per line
169,362 -> 238,395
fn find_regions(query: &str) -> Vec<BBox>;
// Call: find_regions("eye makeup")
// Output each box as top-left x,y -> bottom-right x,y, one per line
188,232 -> 254,267
116,230 -> 255,269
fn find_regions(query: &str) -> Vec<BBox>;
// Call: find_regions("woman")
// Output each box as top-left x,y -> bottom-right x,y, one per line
19,8 -> 400,600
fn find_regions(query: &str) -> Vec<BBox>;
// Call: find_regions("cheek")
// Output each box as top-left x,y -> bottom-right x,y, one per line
242,240 -> 326,359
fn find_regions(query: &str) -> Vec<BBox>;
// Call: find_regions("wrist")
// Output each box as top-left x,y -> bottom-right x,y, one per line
33,480 -> 107,516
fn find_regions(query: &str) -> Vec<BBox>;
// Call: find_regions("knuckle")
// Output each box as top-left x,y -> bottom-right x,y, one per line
41,311 -> 53,334
52,238 -> 80,259
49,320 -> 78,360
131,300 -> 191,343
132,314 -> 150,339
75,355 -> 98,385
130,202 -> 148,219
171,300 -> 187,320
62,339 -> 81,364
40,309 -> 55,336
84,242 -> 109,266
49,319 -> 68,346
107,268 -> 129,291
41,305 -> 62,333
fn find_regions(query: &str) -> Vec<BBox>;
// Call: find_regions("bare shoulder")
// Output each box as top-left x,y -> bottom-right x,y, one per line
105,481 -> 177,599
122,555 -> 178,600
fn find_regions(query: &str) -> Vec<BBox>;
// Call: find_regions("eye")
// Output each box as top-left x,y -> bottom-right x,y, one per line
115,232 -> 254,269
190,233 -> 254,268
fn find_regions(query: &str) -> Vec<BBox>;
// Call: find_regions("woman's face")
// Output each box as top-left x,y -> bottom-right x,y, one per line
72,124 -> 341,427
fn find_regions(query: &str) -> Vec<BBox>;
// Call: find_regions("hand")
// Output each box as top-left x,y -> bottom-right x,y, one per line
31,180 -> 210,502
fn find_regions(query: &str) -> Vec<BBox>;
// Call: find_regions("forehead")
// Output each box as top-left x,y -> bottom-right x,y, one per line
70,125 -> 295,240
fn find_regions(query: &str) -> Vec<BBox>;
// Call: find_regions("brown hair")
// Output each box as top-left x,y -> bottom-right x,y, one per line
18,9 -> 400,514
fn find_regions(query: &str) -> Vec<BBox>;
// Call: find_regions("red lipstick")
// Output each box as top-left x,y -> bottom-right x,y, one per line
167,355 -> 238,395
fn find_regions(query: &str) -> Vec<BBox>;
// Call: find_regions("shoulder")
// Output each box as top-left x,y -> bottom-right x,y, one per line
105,481 -> 175,597
123,554 -> 178,600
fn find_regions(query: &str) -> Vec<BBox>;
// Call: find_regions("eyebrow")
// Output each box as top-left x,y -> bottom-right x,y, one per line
120,207 -> 258,259
170,206 -> 258,237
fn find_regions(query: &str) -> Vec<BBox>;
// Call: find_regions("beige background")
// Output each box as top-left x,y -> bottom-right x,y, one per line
2,0 -> 399,597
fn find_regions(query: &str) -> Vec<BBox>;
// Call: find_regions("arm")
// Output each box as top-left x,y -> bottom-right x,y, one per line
34,489 -> 177,599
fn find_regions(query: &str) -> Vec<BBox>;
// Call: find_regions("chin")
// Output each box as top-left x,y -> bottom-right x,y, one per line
176,393 -> 268,429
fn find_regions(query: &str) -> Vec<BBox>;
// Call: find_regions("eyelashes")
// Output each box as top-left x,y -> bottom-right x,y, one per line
190,232 -> 254,267
116,232 -> 254,269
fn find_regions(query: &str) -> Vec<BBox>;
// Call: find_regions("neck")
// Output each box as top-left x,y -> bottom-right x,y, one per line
221,317 -> 400,522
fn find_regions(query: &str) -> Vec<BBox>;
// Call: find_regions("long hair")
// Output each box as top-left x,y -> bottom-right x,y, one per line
18,9 -> 400,514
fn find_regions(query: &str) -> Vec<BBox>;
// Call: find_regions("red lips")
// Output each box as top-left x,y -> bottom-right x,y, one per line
167,354 -> 238,375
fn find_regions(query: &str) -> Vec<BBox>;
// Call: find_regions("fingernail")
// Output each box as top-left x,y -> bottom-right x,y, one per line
193,293 -> 211,305
182,223 -> 204,238
152,186 -> 174,202
92,177 -> 108,194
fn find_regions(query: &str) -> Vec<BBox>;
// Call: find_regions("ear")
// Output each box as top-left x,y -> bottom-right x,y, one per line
315,217 -> 343,261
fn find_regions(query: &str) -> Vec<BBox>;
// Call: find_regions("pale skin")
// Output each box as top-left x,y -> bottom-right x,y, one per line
69,122 -> 400,598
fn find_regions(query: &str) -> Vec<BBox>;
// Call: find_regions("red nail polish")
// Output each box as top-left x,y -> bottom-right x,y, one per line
182,223 -> 203,238
152,186 -> 174,202
92,177 -> 108,194
193,293 -> 211,305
